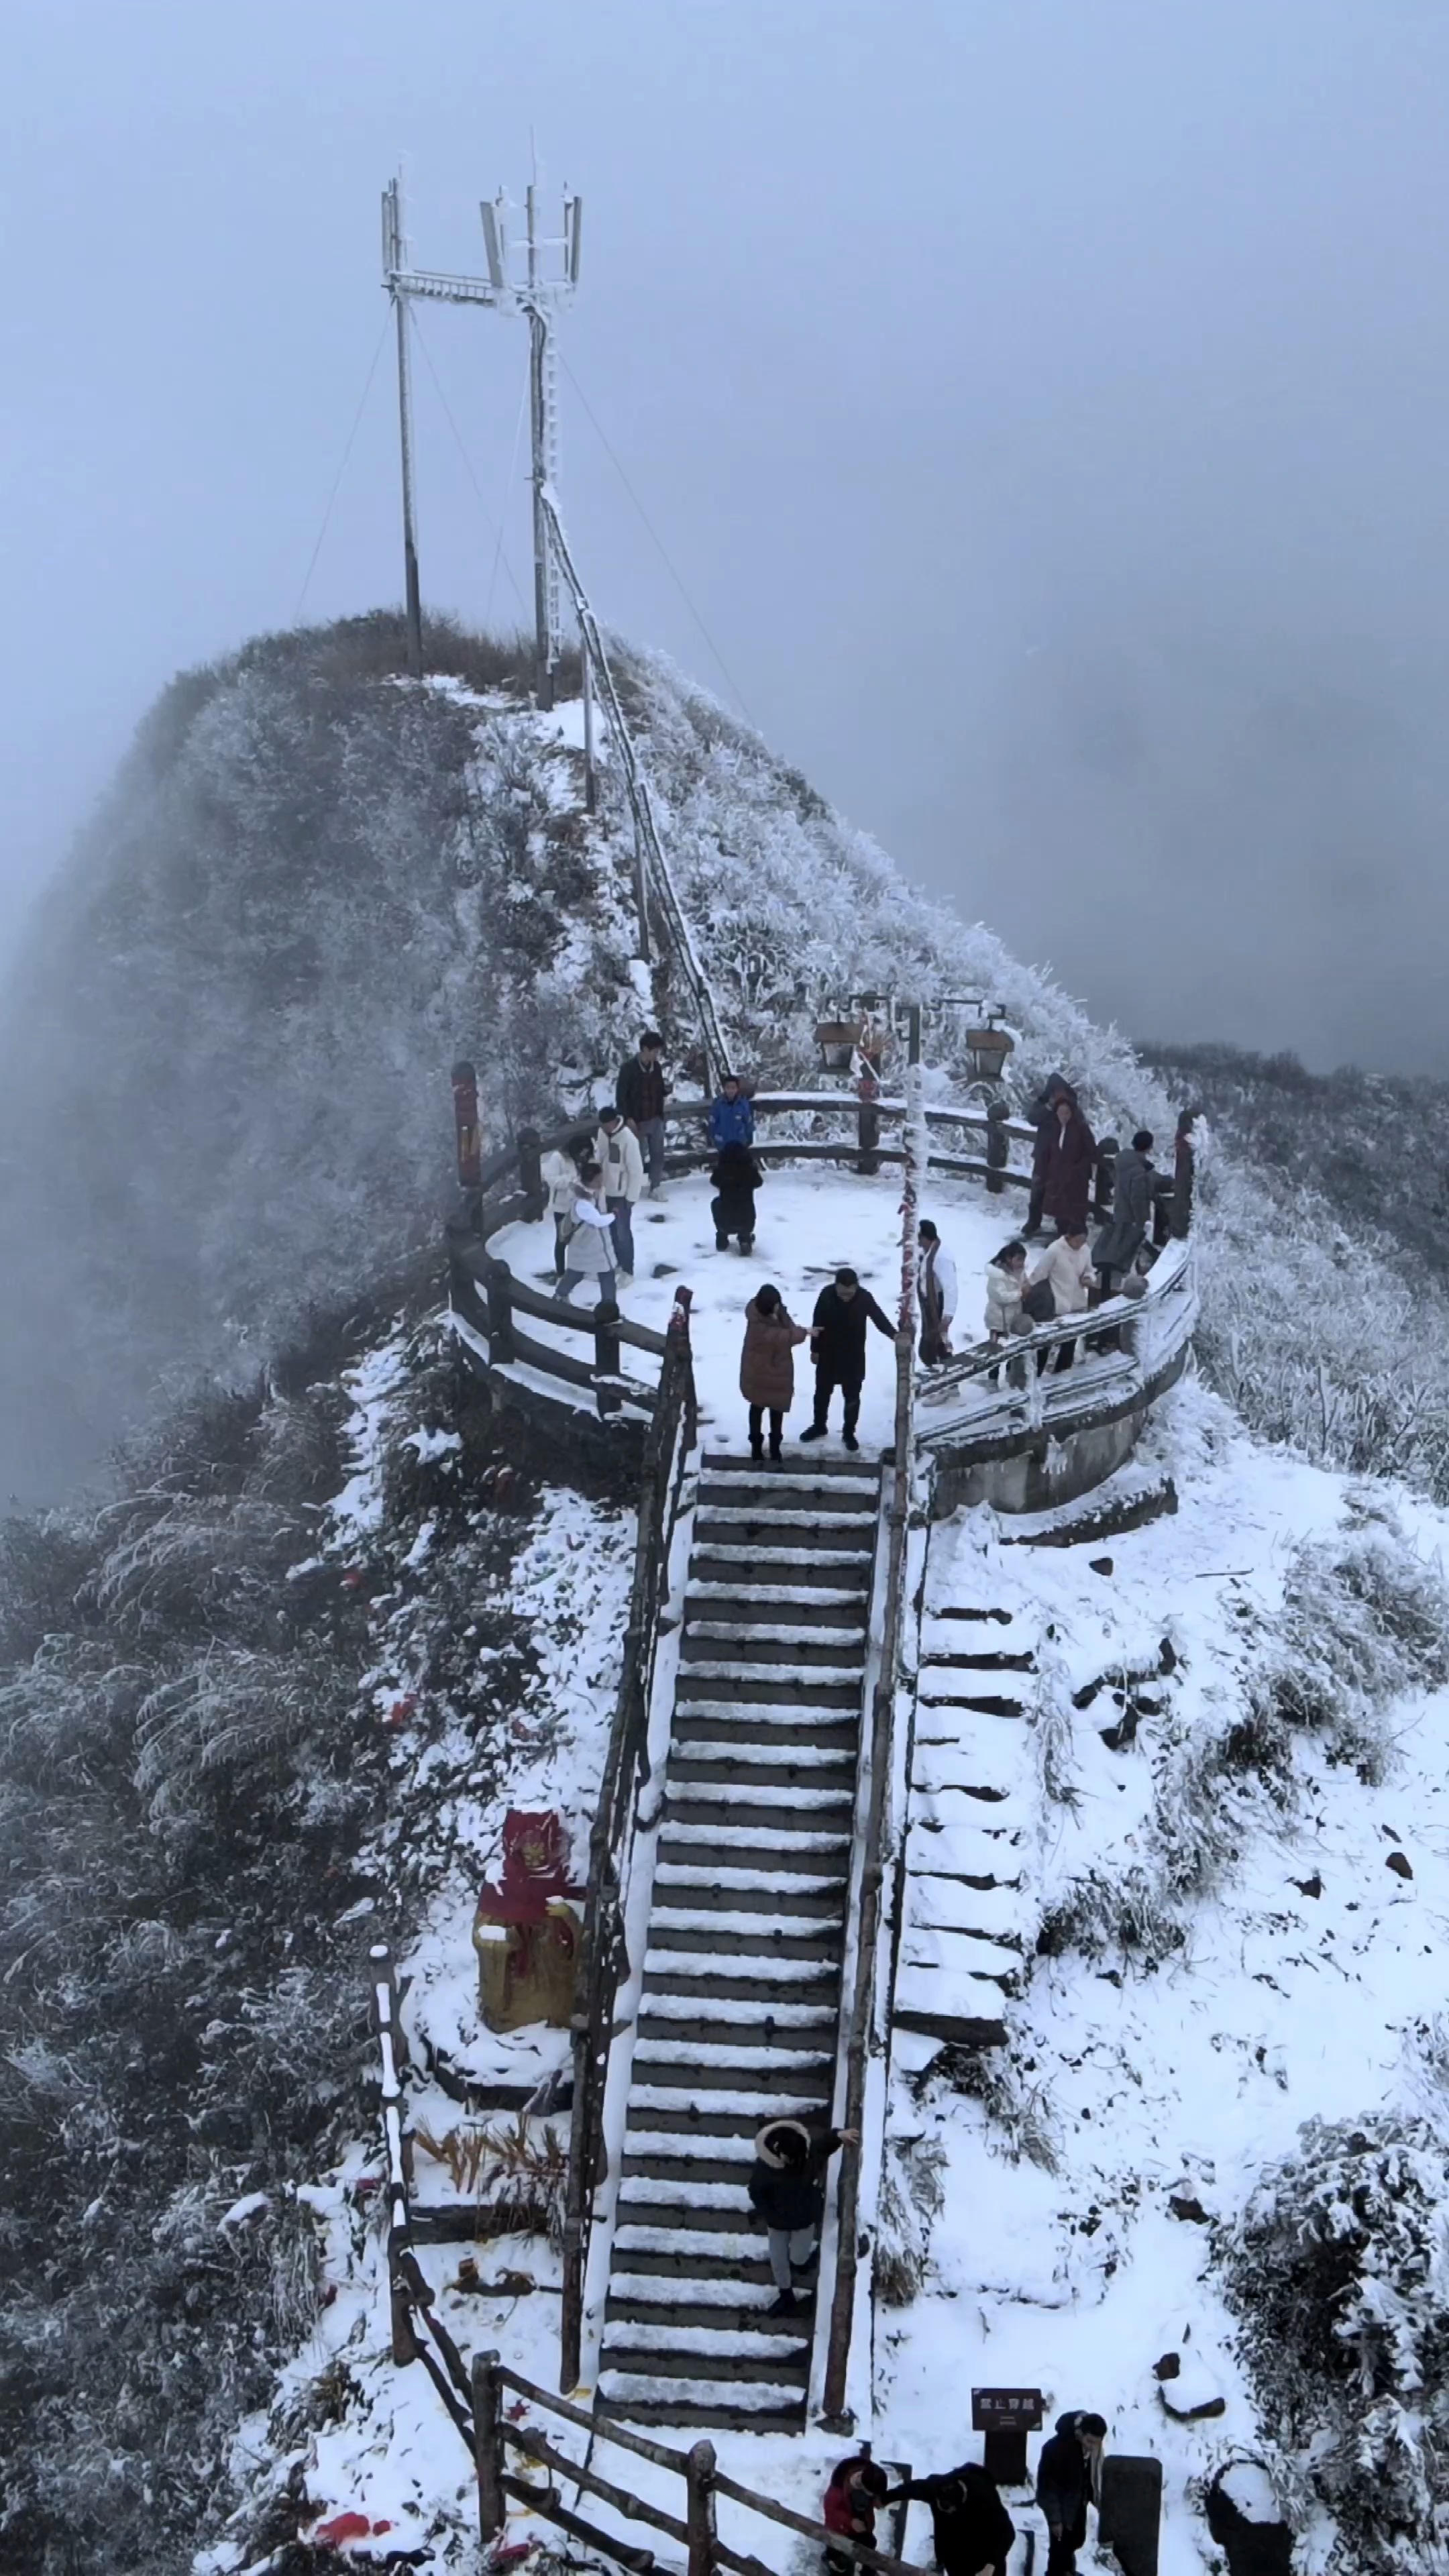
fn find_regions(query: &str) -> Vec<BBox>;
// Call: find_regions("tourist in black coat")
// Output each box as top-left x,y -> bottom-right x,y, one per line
885,2464 -> 1016,2576
800,1268 -> 897,1452
747,2117 -> 857,2314
1025,1073 -> 1073,1236
1035,2410 -> 1106,2574
710,1142 -> 764,1251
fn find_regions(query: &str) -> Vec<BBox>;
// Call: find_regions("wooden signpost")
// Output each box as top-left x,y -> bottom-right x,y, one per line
971,2387 -> 1044,2486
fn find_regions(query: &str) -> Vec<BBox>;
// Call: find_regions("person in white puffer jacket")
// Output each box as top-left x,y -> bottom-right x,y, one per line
985,1240 -> 1030,1340
556,1163 -> 619,1306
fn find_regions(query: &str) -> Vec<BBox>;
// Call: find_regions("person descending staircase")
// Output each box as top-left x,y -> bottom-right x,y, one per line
597,1446 -> 885,2430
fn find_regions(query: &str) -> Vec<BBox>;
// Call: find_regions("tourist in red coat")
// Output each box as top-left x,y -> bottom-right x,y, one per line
1040,1091 -> 1097,1236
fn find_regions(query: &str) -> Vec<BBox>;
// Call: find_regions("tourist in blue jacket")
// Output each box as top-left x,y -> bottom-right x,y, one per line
708,1073 -> 755,1151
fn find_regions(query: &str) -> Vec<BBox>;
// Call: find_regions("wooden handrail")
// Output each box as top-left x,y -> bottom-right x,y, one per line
559,1292 -> 696,2388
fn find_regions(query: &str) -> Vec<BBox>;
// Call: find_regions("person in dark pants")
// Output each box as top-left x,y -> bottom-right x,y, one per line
884,2463 -> 1016,2576
1092,1128 -> 1155,1295
800,1269 -> 897,1452
739,1284 -> 808,1462
1025,1073 -> 1073,1238
616,1030 -> 669,1195
747,2117 -> 858,2314
710,1141 -> 765,1251
1036,2410 -> 1106,2574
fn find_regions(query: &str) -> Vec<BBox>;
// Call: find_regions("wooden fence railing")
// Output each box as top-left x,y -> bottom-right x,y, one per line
474,2354 -> 932,2576
559,1288 -> 698,2388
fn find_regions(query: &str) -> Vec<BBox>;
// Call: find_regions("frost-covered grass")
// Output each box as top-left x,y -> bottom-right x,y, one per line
880,1381 -> 1449,2575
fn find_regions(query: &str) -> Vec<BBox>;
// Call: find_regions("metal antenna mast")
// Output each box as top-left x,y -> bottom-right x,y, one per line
380,170 -> 580,705
382,178 -> 423,678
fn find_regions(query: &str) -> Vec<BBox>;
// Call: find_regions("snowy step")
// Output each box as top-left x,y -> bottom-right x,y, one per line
657,1823 -> 851,1861
634,2031 -> 837,2068
687,1582 -> 869,1613
650,1904 -> 844,1945
700,1448 -> 878,1478
616,2177 -> 754,2213
904,1882 -> 1027,1942
916,1684 -> 1026,1717
638,1993 -> 837,2035
626,2062 -> 834,2102
675,1666 -> 863,1706
696,1507 -> 877,1534
667,1792 -> 855,1837
898,1922 -> 1024,1987
920,1646 -> 1036,1672
623,2093 -> 829,2135
601,2348 -> 810,2392
621,2128 -> 758,2166
614,2223 -> 782,2262
670,1698 -> 860,1735
602,2322 -> 811,2364
669,1743 -> 857,1788
645,1949 -> 841,1993
690,1547 -> 873,1585
902,1822 -> 1022,1885
672,1714 -> 859,1757
680,1631 -> 866,1672
596,2373 -> 806,2426
653,1863 -> 847,1908
608,2285 -> 808,2327
697,1466 -> 879,1499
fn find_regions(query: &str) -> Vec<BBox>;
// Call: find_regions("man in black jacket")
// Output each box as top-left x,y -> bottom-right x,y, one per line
616,1030 -> 669,1195
884,2464 -> 1015,2576
1036,2410 -> 1106,2573
801,1269 -> 897,1452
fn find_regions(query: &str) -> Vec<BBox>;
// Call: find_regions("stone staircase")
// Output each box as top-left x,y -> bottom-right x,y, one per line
597,1447 -> 884,2430
894,1599 -> 1036,2044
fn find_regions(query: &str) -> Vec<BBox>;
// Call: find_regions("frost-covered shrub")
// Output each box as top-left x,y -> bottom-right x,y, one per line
1220,2113 -> 1449,2571
1267,1517 -> 1449,1779
875,2135 -> 948,2304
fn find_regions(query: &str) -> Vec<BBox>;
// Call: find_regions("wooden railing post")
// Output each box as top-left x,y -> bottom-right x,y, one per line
985,1096 -> 1009,1195
855,1073 -> 881,1177
1170,1112 -> 1196,1239
473,2347 -> 504,2544
686,2439 -> 718,2576
594,1297 -> 623,1416
485,1258 -> 516,1364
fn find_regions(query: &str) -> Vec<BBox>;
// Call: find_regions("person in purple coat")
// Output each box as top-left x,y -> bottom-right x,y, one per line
1040,1090 -> 1097,1238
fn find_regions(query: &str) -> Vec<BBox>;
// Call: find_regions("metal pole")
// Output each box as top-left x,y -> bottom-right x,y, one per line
581,634 -> 598,812
386,181 -> 424,682
472,2349 -> 504,2542
527,186 -> 555,711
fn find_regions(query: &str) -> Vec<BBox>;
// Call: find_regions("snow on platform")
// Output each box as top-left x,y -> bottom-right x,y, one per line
488,1162 -> 1007,1451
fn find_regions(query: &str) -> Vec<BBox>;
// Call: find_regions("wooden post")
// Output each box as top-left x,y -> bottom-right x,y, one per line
517,1124 -> 545,1222
1170,1115 -> 1196,1240
485,1259 -> 516,1364
473,2347 -> 504,2543
594,1297 -> 623,1416
686,2439 -> 718,2576
451,1061 -> 482,1193
1094,1134 -> 1118,1224
856,1073 -> 881,1177
985,1097 -> 1008,1196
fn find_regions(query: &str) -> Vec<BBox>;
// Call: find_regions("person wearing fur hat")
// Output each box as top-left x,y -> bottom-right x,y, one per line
746,2117 -> 857,2314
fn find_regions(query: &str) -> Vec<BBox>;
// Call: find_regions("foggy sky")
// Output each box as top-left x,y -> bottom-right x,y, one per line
5,0 -> 1449,1074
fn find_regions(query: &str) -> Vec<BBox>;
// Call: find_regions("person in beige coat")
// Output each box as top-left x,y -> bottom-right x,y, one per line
594,1108 -> 645,1278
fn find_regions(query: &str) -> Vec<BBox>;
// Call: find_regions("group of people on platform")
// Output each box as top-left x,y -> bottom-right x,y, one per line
542,1033 -> 763,1301
540,1038 -> 1188,1419
822,2414 -> 1107,2576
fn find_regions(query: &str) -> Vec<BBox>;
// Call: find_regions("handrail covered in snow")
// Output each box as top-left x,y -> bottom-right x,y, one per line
538,488 -> 730,1095
559,1291 -> 698,2391
915,1234 -> 1199,1455
822,1063 -> 925,2421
